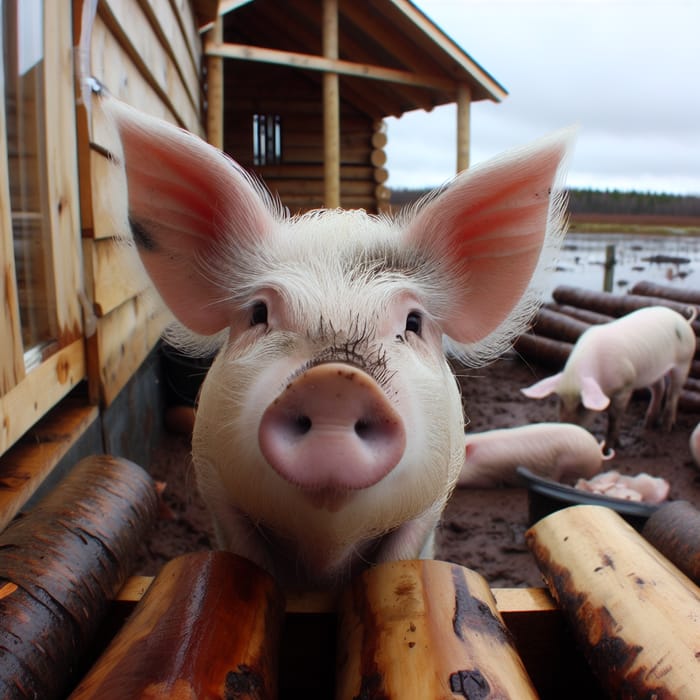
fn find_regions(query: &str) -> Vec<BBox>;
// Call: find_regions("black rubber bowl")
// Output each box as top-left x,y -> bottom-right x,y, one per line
517,466 -> 660,532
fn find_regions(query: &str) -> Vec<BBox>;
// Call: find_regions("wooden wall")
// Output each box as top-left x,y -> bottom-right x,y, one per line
77,0 -> 207,408
223,62 -> 389,213
0,0 -> 211,528
0,1 -> 85,457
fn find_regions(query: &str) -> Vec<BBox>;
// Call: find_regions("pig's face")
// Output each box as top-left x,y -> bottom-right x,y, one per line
191,212 -> 466,584
100,93 -> 572,589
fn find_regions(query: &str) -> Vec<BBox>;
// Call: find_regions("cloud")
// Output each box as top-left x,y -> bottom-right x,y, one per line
386,1 -> 700,195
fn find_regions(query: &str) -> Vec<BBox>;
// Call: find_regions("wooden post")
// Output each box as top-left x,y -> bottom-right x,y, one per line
456,83 -> 471,173
206,16 -> 224,150
322,0 -> 340,208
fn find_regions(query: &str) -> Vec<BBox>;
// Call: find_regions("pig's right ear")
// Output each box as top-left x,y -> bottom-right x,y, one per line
101,95 -> 276,335
405,129 -> 573,353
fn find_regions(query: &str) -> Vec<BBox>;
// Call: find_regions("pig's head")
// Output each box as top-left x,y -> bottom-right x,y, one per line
101,94 -> 572,590
522,372 -> 610,427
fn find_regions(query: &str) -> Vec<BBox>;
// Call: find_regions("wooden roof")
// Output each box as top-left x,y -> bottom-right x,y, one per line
211,0 -> 507,120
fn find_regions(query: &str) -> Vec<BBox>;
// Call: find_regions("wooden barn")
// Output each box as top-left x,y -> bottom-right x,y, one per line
0,0 -> 506,501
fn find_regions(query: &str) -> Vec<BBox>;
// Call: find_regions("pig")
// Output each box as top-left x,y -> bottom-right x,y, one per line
690,421 -> 700,468
521,306 -> 697,451
458,422 -> 613,488
97,88 -> 572,590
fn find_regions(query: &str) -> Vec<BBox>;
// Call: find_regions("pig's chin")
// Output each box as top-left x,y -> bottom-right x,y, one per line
254,524 -> 384,589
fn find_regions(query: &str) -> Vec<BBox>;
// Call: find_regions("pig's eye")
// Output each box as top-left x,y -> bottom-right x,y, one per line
250,301 -> 268,326
405,311 -> 422,336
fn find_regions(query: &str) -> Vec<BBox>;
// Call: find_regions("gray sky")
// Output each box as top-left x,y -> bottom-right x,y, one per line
386,0 -> 700,195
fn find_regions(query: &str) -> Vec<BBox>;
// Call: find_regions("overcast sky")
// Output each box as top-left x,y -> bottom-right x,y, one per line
386,0 -> 700,195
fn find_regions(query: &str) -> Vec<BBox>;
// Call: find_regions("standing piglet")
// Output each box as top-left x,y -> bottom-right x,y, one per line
100,92 -> 572,590
522,306 -> 697,450
459,422 -> 612,488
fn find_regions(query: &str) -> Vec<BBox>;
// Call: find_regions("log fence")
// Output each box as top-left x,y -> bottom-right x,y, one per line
0,454 -> 698,698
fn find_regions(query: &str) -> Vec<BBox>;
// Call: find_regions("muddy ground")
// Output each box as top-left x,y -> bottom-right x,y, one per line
135,351 -> 700,588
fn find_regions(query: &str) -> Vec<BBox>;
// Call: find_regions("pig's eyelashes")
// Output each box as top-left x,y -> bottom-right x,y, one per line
250,301 -> 269,326
405,312 -> 422,336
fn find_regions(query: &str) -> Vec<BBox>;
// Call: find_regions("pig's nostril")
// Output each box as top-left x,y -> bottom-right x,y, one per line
296,415 -> 312,435
354,419 -> 370,438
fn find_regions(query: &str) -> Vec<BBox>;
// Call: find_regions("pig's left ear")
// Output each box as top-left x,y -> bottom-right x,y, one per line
101,95 -> 277,335
405,129 -> 574,351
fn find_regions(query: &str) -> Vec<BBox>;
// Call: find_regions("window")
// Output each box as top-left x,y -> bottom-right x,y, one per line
253,113 -> 281,166
3,0 -> 55,367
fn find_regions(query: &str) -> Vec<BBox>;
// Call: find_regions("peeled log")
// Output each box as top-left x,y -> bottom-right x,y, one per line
678,388 -> 700,412
0,455 -> 158,700
526,505 -> 700,698
552,286 -> 700,332
631,280 -> 700,306
531,307 -> 591,343
642,501 -> 700,585
336,559 -> 538,699
542,302 -> 614,326
514,332 -> 573,369
70,551 -> 284,699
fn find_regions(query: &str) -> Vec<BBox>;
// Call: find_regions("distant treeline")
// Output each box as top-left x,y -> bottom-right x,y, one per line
391,187 -> 700,218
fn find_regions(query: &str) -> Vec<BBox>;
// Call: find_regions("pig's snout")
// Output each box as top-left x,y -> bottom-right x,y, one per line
259,363 -> 406,492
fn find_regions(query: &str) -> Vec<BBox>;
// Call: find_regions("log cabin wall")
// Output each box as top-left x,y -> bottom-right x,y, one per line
0,0 -> 216,526
224,62 -> 389,214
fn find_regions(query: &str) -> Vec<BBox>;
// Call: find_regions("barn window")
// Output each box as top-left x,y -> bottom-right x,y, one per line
252,113 -> 281,166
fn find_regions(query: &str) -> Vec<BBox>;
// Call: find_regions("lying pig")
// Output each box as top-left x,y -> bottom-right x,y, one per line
98,89 -> 572,590
522,306 -> 697,451
691,422 -> 700,468
459,422 -> 613,488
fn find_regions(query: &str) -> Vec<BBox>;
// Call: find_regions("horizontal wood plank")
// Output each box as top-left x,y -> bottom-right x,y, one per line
94,293 -> 169,406
0,400 -> 99,532
207,42 -> 456,91
100,0 -> 200,132
0,339 -> 87,455
84,238 -> 147,317
137,0 -> 201,114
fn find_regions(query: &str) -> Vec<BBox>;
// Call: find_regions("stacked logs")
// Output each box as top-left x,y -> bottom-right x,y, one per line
515,281 -> 700,411
2,452 -> 699,697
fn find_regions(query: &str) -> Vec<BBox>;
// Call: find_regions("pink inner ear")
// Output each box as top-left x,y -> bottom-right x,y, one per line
104,97 -> 275,335
581,376 -> 610,410
406,132 -> 571,345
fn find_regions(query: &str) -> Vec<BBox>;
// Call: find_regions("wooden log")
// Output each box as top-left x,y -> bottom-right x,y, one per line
631,280 -> 700,306
642,501 -> 700,585
683,375 -> 700,393
336,559 -> 538,699
0,455 -> 158,700
552,286 -> 700,333
70,551 -> 284,699
531,307 -> 591,343
542,301 -> 614,326
370,148 -> 387,167
678,388 -> 700,412
526,505 -> 700,698
513,332 -> 573,369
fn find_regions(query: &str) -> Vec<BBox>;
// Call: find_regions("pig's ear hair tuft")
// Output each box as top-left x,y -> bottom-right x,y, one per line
98,95 -> 281,337
404,127 -> 576,366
